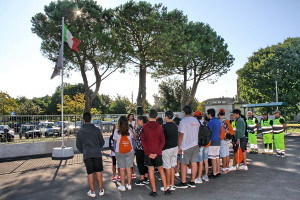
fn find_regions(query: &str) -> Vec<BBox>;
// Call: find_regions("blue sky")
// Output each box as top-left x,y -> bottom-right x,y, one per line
0,0 -> 299,104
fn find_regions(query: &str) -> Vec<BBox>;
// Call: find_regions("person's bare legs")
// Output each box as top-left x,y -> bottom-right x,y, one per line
221,157 -> 226,169
157,166 -> 168,191
243,152 -> 247,165
87,173 -> 95,192
126,167 -> 132,185
216,158 -> 220,174
170,167 -> 175,186
203,159 -> 209,176
226,156 -> 230,168
197,161 -> 203,178
95,172 -> 103,190
190,162 -> 197,182
211,159 -> 217,175
165,168 -> 171,187
120,168 -> 126,186
148,166 -> 156,192
112,165 -> 116,177
180,164 -> 187,183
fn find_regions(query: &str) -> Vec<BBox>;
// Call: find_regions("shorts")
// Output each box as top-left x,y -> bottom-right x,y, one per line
208,146 -> 220,159
180,145 -> 199,165
233,137 -> 248,152
84,157 -> 103,175
111,156 -> 116,166
220,140 -> 230,158
145,155 -> 163,167
115,151 -> 135,168
198,146 -> 209,162
162,146 -> 178,169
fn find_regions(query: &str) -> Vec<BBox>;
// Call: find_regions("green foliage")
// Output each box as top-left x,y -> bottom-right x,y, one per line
32,95 -> 52,114
154,21 -> 234,108
15,100 -> 42,115
57,93 -> 85,115
108,95 -> 132,114
153,78 -> 198,112
237,38 -> 300,119
31,0 -> 124,112
97,94 -> 112,114
112,1 -> 178,107
0,92 -> 17,115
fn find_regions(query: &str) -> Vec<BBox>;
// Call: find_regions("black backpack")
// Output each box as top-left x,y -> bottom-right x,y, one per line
197,121 -> 212,147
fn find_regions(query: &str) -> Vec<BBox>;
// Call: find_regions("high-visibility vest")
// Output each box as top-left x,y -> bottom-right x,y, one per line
231,120 -> 236,132
246,117 -> 257,132
273,117 -> 285,133
260,118 -> 273,134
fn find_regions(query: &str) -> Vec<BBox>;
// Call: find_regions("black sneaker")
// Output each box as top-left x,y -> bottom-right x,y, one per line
165,189 -> 173,196
143,179 -> 149,185
175,182 -> 188,189
187,181 -> 196,188
276,152 -> 281,157
135,179 -> 145,186
149,191 -> 158,197
280,153 -> 285,158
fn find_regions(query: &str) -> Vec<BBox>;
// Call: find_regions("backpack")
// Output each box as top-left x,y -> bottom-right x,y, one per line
198,121 -> 212,147
119,135 -> 132,153
109,134 -> 115,152
220,119 -> 234,140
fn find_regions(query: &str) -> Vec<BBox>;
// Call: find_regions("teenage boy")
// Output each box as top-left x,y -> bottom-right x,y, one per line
141,109 -> 172,197
232,109 -> 248,170
207,108 -> 221,177
161,110 -> 178,191
175,105 -> 200,189
76,112 -> 105,198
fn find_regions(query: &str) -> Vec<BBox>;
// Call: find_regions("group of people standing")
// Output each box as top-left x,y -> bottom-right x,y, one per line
76,106 -> 286,198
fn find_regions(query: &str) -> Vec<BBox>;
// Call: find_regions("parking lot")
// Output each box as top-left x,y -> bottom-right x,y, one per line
0,136 -> 299,200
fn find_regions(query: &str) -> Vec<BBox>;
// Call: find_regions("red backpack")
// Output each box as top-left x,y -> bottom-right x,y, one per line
119,135 -> 132,153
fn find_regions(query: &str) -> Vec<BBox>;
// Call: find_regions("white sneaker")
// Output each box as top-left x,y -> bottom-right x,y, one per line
264,149 -> 269,153
87,190 -> 96,197
175,172 -> 180,177
126,184 -> 132,190
269,150 -> 273,153
202,175 -> 209,182
242,165 -> 248,170
99,189 -> 104,196
195,177 -> 203,184
118,185 -> 126,191
169,185 -> 176,191
187,168 -> 191,174
160,186 -> 165,191
228,166 -> 237,171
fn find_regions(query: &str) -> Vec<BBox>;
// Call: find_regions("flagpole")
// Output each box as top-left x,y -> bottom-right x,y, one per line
61,17 -> 65,148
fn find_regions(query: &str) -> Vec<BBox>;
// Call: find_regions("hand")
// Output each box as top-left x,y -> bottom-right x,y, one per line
149,154 -> 157,159
178,148 -> 182,155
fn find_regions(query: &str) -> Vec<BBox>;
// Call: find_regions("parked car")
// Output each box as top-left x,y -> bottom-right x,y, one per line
39,122 -> 61,137
54,121 -> 76,136
0,125 -> 14,142
20,125 -> 41,139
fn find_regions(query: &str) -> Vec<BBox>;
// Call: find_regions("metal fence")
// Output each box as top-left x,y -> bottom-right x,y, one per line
0,115 -> 116,144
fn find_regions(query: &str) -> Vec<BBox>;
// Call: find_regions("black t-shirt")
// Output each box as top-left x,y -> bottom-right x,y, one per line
162,122 -> 179,150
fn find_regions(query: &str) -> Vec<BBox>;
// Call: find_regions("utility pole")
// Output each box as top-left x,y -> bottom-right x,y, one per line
275,80 -> 279,110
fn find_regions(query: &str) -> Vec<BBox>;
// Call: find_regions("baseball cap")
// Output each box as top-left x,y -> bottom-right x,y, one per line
194,110 -> 202,117
274,110 -> 281,114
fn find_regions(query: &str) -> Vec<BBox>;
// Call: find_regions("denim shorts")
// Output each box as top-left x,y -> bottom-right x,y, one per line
198,146 -> 209,162
220,140 -> 230,158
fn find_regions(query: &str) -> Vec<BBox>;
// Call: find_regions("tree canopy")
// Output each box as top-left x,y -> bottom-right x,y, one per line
237,37 -> 300,119
31,0 -> 124,112
153,21 -> 234,109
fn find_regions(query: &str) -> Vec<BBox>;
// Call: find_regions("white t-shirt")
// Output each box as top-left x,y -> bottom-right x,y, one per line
129,120 -> 136,128
178,116 -> 200,150
113,128 -> 134,153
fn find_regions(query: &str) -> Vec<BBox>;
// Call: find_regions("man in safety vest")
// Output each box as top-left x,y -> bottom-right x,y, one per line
272,110 -> 286,157
260,113 -> 273,154
246,111 -> 259,154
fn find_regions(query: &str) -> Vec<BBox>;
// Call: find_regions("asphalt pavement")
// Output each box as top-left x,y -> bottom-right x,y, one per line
0,136 -> 299,200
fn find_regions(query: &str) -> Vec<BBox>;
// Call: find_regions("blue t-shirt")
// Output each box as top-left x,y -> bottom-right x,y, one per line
208,117 -> 221,146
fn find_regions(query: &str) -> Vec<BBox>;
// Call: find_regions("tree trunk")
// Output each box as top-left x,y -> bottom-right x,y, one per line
185,80 -> 199,105
136,63 -> 147,108
181,66 -> 188,110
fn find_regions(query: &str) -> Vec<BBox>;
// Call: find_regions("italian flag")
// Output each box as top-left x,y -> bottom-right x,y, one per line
64,26 -> 81,52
